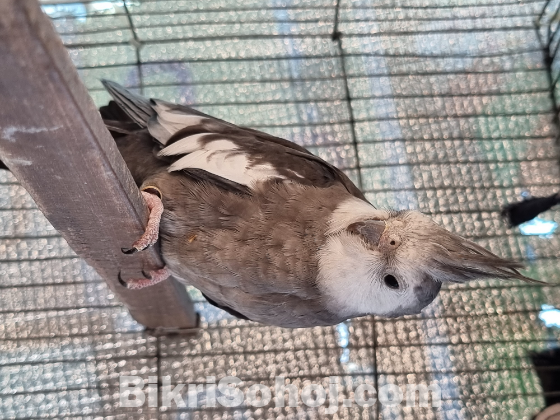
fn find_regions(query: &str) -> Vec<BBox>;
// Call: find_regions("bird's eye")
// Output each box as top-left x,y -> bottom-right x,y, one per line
384,274 -> 399,289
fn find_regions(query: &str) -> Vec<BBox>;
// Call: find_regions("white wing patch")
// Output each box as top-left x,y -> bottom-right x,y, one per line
158,134 -> 286,187
150,100 -> 301,187
158,133 -> 209,156
148,100 -> 206,145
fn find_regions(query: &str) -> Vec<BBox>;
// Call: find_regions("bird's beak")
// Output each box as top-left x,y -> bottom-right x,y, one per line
347,220 -> 386,247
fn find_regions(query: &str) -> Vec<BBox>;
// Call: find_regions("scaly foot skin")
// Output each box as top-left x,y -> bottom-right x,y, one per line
118,267 -> 171,289
122,190 -> 163,254
119,188 -> 168,289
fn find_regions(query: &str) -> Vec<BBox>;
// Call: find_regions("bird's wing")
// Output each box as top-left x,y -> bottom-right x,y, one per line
102,80 -> 366,200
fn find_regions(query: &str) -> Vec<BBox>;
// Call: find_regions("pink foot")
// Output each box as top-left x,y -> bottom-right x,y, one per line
122,190 -> 163,254
118,267 -> 171,289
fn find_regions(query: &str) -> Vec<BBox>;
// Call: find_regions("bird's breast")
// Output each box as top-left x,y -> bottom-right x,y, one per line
157,179 -> 354,307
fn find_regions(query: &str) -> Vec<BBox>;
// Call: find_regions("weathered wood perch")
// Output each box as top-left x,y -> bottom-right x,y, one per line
0,0 -> 198,333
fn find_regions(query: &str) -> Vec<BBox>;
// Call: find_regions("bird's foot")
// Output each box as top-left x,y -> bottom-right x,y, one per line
122,188 -> 163,254
118,267 -> 171,289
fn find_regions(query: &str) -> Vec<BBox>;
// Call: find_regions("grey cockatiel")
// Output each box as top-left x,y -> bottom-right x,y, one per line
100,80 -> 540,328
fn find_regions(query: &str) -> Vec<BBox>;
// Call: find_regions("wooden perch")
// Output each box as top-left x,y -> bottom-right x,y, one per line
0,0 -> 198,333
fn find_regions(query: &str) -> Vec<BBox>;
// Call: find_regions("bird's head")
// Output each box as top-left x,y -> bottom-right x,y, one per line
318,198 -> 538,319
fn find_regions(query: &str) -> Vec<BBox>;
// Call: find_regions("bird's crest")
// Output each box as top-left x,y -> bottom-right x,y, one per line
398,212 -> 543,284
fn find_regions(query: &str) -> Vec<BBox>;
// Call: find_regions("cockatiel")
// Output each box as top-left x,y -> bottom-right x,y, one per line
100,80 -> 539,328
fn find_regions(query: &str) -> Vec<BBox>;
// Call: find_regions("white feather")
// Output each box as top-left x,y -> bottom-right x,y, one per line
326,198 -> 389,235
156,119 -> 188,137
317,233 -> 408,317
317,199 -> 420,318
286,169 -> 306,179
158,133 -> 213,156
150,101 -> 292,187
152,100 -> 205,124
162,137 -> 284,187
149,100 -> 207,144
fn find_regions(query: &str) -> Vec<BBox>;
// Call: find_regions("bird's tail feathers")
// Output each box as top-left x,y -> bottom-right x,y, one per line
101,80 -> 155,127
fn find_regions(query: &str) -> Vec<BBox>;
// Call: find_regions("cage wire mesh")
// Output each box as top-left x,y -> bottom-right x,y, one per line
1,0 -> 560,418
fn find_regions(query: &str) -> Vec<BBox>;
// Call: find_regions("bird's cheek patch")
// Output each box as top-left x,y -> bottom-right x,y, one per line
347,220 -> 386,248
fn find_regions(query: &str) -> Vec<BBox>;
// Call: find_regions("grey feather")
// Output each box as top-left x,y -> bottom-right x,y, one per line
428,228 -> 544,284
101,79 -> 155,127
394,211 -> 544,285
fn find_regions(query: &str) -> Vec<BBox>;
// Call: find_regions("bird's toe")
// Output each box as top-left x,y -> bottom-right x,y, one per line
117,267 -> 171,290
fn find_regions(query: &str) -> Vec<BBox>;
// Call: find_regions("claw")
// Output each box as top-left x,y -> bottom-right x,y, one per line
116,267 -> 171,290
121,247 -> 138,255
117,271 -> 129,288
